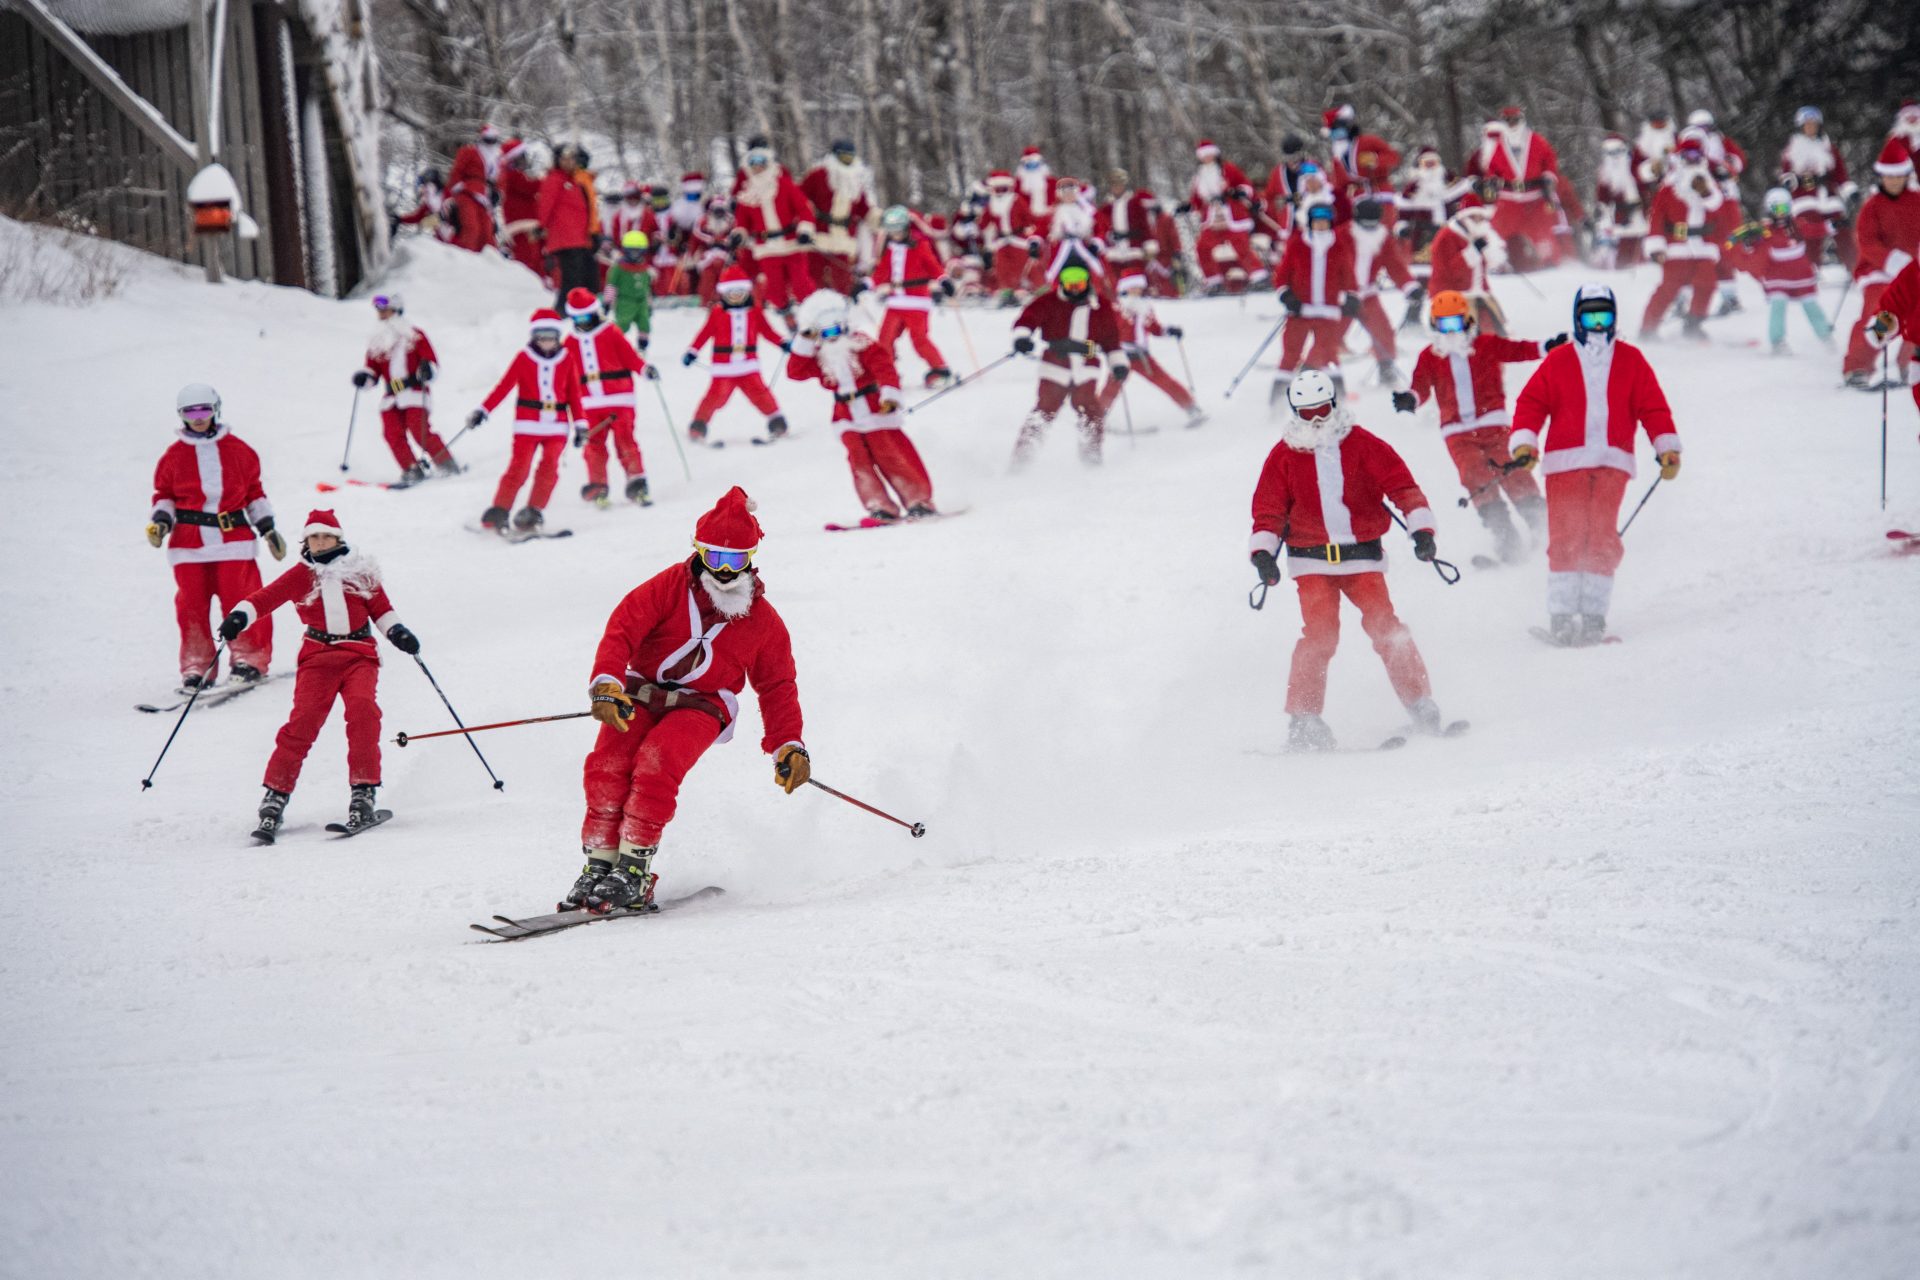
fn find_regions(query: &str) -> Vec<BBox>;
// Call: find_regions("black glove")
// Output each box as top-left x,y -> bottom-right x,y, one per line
938,278 -> 957,298
573,424 -> 587,448
387,214 -> 401,238
795,230 -> 814,246
1340,293 -> 1362,318
681,350 -> 698,367
1166,325 -> 1183,339
1111,363 -> 1131,383
1412,530 -> 1437,562
386,624 -> 420,655
352,370 -> 376,388
415,361 -> 435,383
726,229 -> 745,249
1251,549 -> 1282,586
1013,334 -> 1035,355
1279,287 -> 1302,315
1532,175 -> 1554,192
1392,390 -> 1417,413
1403,283 -> 1426,309
779,338 -> 794,353
853,282 -> 872,299
1027,240 -> 1044,260
1173,201 -> 1193,216
1472,237 -> 1489,252
644,364 -> 661,381
218,610 -> 247,642
466,408 -> 486,429
1543,332 -> 1571,352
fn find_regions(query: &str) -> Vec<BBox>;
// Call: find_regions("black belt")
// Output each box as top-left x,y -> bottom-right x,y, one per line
1045,339 -> 1098,358
834,383 -> 880,403
306,623 -> 372,644
176,508 -> 250,532
1287,539 -> 1382,563
516,397 -> 560,411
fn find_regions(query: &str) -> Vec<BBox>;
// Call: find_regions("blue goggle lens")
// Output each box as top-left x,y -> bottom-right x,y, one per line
1434,313 -> 1470,334
1578,308 -> 1616,331
819,323 -> 846,341
699,546 -> 753,573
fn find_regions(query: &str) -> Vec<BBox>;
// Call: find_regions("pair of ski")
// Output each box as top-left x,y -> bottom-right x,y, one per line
1886,529 -> 1920,552
471,886 -> 726,941
136,672 -> 290,714
465,524 -> 574,544
251,810 -> 392,846
824,506 -> 969,533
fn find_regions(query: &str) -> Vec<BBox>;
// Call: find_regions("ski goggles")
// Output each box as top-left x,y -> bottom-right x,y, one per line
1294,401 -> 1337,421
818,322 -> 848,341
372,294 -> 397,312
1433,312 -> 1471,334
696,544 -> 755,574
1577,307 -> 1617,332
178,403 -> 218,424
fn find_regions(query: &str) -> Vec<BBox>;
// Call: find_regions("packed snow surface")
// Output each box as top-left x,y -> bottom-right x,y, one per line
2,220 -> 1916,1277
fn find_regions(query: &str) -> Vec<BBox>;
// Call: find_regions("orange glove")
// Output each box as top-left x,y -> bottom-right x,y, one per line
774,744 -> 810,794
1867,311 -> 1899,348
1510,443 -> 1539,470
1657,450 -> 1682,481
590,680 -> 633,731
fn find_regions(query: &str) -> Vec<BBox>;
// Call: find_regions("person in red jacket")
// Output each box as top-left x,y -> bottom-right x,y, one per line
1510,284 -> 1681,646
1393,290 -> 1557,563
1248,369 -> 1449,752
1272,200 -> 1360,407
1102,275 -> 1203,426
1343,197 -> 1419,386
1724,189 -> 1836,356
562,287 -> 655,507
466,309 -> 588,533
565,486 -> 809,914
444,123 -> 502,253
1009,261 -> 1130,466
1188,140 -> 1268,293
1640,139 -> 1738,341
1779,106 -> 1857,269
1843,140 -> 1920,390
217,508 -> 418,840
1475,108 -> 1567,268
351,292 -> 457,484
1322,104 -> 1402,198
682,265 -> 791,444
788,290 -> 939,520
497,139 -> 546,280
732,141 -> 817,318
147,383 -> 285,690
866,205 -> 956,388
800,138 -> 876,295
1865,259 -> 1920,417
1427,203 -> 1510,334
980,170 -> 1039,303
538,145 -> 598,307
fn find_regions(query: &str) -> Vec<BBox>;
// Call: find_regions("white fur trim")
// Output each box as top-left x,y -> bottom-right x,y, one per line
1650,433 -> 1681,455
1249,530 -> 1281,556
1404,507 -> 1436,532
1509,428 -> 1541,452
374,611 -> 401,633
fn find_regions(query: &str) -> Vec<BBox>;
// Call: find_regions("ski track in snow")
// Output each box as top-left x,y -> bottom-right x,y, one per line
1,221 -> 1917,1278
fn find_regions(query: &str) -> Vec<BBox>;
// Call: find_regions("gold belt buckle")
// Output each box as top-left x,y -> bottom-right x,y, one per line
1326,543 -> 1342,564
218,511 -> 240,531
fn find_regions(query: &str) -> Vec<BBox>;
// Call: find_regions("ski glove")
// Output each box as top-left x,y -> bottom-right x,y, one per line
1510,443 -> 1539,470
1412,529 -> 1437,562
416,362 -> 435,383
795,230 -> 814,247
1543,332 -> 1571,352
1867,311 -> 1899,347
1391,390 -> 1417,413
466,409 -> 487,429
644,364 -> 662,381
1251,549 -> 1282,586
146,512 -> 173,547
1110,363 -> 1131,383
590,680 -> 634,732
1013,334 -> 1035,355
1279,287 -> 1303,315
681,350 -> 698,367
1657,450 -> 1682,481
386,624 -> 420,655
1027,240 -> 1044,260
1340,294 -> 1363,319
774,744 -> 810,794
572,424 -> 587,448
352,370 -> 376,388
218,610 -> 248,642
262,526 -> 287,561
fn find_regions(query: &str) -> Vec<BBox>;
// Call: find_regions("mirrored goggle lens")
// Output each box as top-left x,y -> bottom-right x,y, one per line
699,546 -> 753,573
1295,402 -> 1335,421
819,323 -> 846,341
372,294 -> 393,310
1433,313 -> 1470,334
179,404 -> 217,421
1578,308 -> 1616,331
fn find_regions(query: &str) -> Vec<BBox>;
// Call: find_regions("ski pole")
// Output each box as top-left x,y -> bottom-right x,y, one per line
1881,346 -> 1890,511
797,775 -> 926,838
1249,580 -> 1270,611
393,709 -> 594,747
440,413 -> 484,456
1176,333 -> 1199,396
1617,475 -> 1663,538
340,385 -> 364,472
949,299 -> 982,374
1456,457 -> 1532,508
1386,508 -> 1461,584
1118,378 -> 1137,448
652,376 -> 693,482
1224,316 -> 1286,399
906,350 -> 1017,414
409,654 -> 505,789
1510,266 -> 1547,299
140,643 -> 225,789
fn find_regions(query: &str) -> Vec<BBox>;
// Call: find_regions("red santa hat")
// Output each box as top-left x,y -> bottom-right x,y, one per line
1675,137 -> 1706,162
303,508 -> 344,539
1413,145 -> 1442,162
1499,104 -> 1526,120
1117,270 -> 1148,293
621,180 -> 644,199
1320,106 -> 1354,131
501,137 -> 524,160
694,485 -> 763,551
564,287 -> 600,319
1876,138 -> 1915,177
1195,139 -> 1220,159
528,308 -> 565,336
716,264 -> 754,293
479,123 -> 501,142
1482,119 -> 1506,137
681,172 -> 705,191
987,169 -> 1015,187
1021,145 -> 1043,159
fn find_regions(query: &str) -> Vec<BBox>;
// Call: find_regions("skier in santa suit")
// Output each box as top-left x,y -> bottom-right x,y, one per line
732,141 -> 817,318
1100,273 -> 1203,426
1248,369 -> 1450,752
1262,134 -> 1312,231
497,140 -> 546,280
1428,202 -> 1509,334
351,292 -> 457,485
787,290 -> 939,520
563,287 -> 655,507
1342,198 -> 1418,386
1591,133 -> 1649,269
147,383 -> 283,690
981,170 -> 1039,302
1844,140 -> 1920,390
1780,106 -> 1857,269
1009,259 -> 1129,466
1684,110 -> 1748,188
801,138 -> 877,295
1148,201 -> 1185,298
606,181 -> 652,246
1392,289 -> 1557,563
217,509 -> 418,840
696,198 -> 748,307
682,265 -> 791,443
466,309 -> 588,533
1510,284 -> 1681,646
1188,140 -> 1268,292
865,205 -> 956,388
393,170 -> 455,244
1640,138 -> 1738,342
657,174 -> 706,295
1322,104 -> 1401,197
1038,200 -> 1112,300
1095,168 -> 1161,291
565,485 -> 808,914
1634,113 -> 1677,194
1015,145 -> 1059,231
1865,259 -> 1920,417
1475,108 -> 1566,268
444,123 -> 503,253
1272,200 -> 1360,406
1722,189 -> 1835,356
1398,146 -> 1474,274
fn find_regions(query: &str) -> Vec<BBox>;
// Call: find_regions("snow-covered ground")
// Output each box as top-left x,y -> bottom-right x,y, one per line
2,218 -> 1916,1278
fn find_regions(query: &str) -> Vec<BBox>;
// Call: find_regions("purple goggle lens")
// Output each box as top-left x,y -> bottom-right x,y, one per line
699,546 -> 753,573
372,294 -> 394,310
179,404 -> 217,422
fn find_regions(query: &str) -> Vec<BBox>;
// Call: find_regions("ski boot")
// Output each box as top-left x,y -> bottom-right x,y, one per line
687,418 -> 710,444
582,482 -> 611,506
229,661 -> 265,684
1715,289 -> 1743,317
479,505 -> 511,530
346,783 -> 379,831
766,414 -> 790,441
1680,316 -> 1709,343
625,476 -> 652,506
905,503 -> 938,519
1287,714 -> 1336,752
559,853 -> 615,912
1845,370 -> 1879,392
178,671 -> 208,694
1545,613 -> 1578,646
866,506 -> 900,523
1408,697 -> 1444,736
1478,501 -> 1526,565
996,288 -> 1018,309
925,367 -> 954,390
252,787 -> 290,844
587,845 -> 658,915
1578,614 -> 1608,646
433,454 -> 464,477
401,461 -> 430,485
1184,405 -> 1209,429
512,506 -> 544,532
1376,360 -> 1406,390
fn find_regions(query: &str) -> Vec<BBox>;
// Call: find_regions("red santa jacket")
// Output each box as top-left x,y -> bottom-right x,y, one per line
234,551 -> 399,662
1248,421 -> 1435,573
364,322 -> 437,412
1191,159 -> 1258,232
1645,181 -> 1733,261
1511,340 -> 1679,478
1275,226 -> 1358,319
589,561 -> 804,752
1428,222 -> 1495,295
537,170 -> 594,252
688,306 -> 784,377
151,423 -> 274,566
1012,293 -> 1128,384
566,320 -> 648,411
1854,187 -> 1920,286
982,191 -> 1037,250
1877,260 -> 1920,346
800,163 -> 875,254
396,186 -> 455,243
480,346 -> 587,435
1116,305 -> 1170,354
1095,190 -> 1159,259
1725,224 -> 1819,299
786,332 -> 904,431
499,167 -> 541,238
1410,334 -> 1545,435
733,167 -> 815,259
447,143 -> 497,206
1477,131 -> 1561,200
869,237 -> 945,311
1779,133 -> 1854,214
1328,134 -> 1402,195
607,202 -> 651,244
1348,221 -> 1415,297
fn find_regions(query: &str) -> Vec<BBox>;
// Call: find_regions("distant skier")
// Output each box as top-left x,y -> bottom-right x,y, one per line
352,292 -> 457,485
1248,369 -> 1450,751
563,286 -> 655,507
147,382 -> 284,691
1722,189 -> 1836,356
565,486 -> 808,914
682,265 -> 791,444
1510,284 -> 1682,646
605,229 -> 654,350
865,205 -> 956,388
1271,199 -> 1360,405
1102,274 -> 1203,426
466,309 -> 588,533
1008,258 -> 1129,466
218,509 -> 419,842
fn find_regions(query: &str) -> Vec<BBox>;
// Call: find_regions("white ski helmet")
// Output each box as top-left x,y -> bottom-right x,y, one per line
795,288 -> 852,338
176,382 -> 222,423
1286,369 -> 1339,416
1687,108 -> 1715,130
372,290 -> 404,314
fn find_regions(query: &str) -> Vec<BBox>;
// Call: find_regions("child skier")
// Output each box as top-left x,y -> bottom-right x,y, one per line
217,509 -> 419,842
606,230 -> 655,351
563,286 -> 656,506
866,204 -> 956,388
681,264 -> 791,444
1724,188 -> 1835,356
1100,274 -> 1203,427
466,309 -> 588,533
351,292 -> 458,485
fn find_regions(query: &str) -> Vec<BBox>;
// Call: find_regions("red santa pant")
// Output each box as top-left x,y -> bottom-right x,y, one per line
1342,295 -> 1398,361
492,433 -> 567,511
449,193 -> 491,252
1641,257 -> 1717,330
755,253 -> 815,311
1544,467 -> 1630,576
509,232 -> 544,279
264,645 -> 381,793
1097,354 -> 1194,412
1845,282 -> 1891,376
581,706 -> 726,849
174,559 -> 270,679
381,407 -> 452,470
1147,256 -> 1179,298
1279,316 -> 1346,372
1286,571 -> 1432,716
1195,227 -> 1264,282
1016,376 -> 1105,458
1492,196 -> 1561,266
1446,427 -> 1541,508
877,308 -> 948,371
582,408 -> 644,487
992,245 -> 1031,293
843,428 -> 934,514
693,373 -> 782,424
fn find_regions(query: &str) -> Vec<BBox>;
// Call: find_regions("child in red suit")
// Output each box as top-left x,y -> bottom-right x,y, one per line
467,309 -> 588,533
1724,188 -> 1835,356
351,292 -> 457,484
867,205 -> 956,387
219,509 -> 420,841
681,265 -> 791,443
1101,274 -> 1203,425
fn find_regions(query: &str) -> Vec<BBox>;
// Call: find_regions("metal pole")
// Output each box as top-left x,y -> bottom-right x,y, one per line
651,376 -> 693,482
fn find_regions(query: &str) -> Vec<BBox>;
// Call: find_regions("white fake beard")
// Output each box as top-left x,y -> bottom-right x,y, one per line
1412,167 -> 1448,201
1433,330 -> 1472,357
368,317 -> 410,360
700,569 -> 756,617
1281,404 -> 1354,451
1017,165 -> 1051,206
1193,161 -> 1225,201
1636,124 -> 1674,159
740,165 -> 780,206
1598,153 -> 1634,191
1783,132 -> 1832,176
826,158 -> 870,200
303,546 -> 383,602
819,337 -> 858,388
988,190 -> 1014,217
1119,293 -> 1150,317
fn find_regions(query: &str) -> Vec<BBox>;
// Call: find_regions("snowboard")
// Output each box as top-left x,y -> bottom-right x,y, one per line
824,507 -> 970,533
136,671 -> 290,714
325,809 -> 392,838
471,885 -> 726,941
